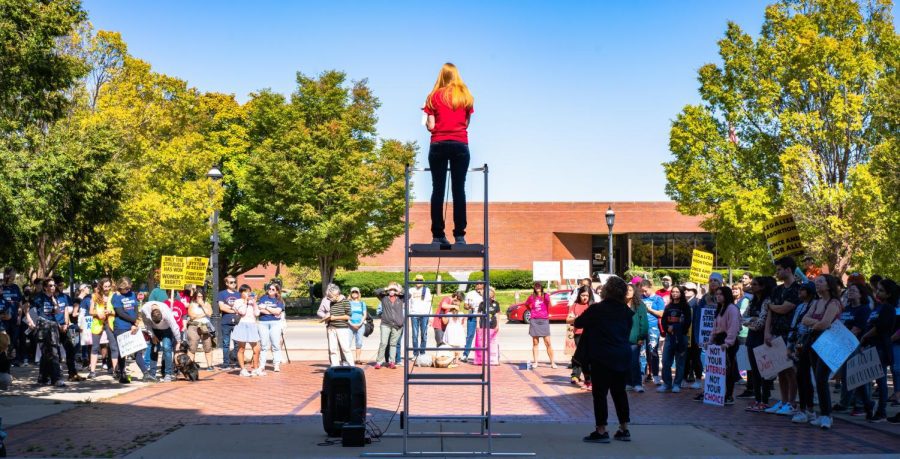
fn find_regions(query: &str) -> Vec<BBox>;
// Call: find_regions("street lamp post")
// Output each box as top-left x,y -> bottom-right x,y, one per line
207,166 -> 224,347
605,206 -> 616,274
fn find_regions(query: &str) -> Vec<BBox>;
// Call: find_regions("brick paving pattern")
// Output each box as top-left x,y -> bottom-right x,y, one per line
5,362 -> 899,457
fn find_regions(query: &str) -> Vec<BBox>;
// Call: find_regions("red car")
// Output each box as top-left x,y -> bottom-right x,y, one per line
505,290 -> 573,324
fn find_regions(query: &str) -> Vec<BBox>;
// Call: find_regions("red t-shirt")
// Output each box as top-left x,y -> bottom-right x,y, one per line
423,89 -> 473,144
165,299 -> 187,331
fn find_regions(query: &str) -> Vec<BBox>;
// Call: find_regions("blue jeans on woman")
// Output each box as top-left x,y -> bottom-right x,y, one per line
428,141 -> 470,239
410,317 -> 428,357
463,317 -> 477,359
145,329 -> 176,378
661,334 -> 687,389
629,344 -> 643,387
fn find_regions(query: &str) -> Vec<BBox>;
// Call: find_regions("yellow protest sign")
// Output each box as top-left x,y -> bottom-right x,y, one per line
689,250 -> 715,284
183,257 -> 209,286
763,214 -> 804,259
160,256 -> 186,290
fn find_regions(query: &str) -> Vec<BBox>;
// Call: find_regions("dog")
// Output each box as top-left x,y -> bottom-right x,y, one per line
174,341 -> 200,382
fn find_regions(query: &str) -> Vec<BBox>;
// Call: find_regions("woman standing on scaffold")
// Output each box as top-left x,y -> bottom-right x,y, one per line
424,63 -> 474,245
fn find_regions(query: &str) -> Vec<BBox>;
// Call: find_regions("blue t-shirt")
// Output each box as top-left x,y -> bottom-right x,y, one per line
54,293 -> 71,325
32,293 -> 57,322
2,284 -> 22,318
257,294 -> 284,322
642,294 -> 665,337
217,290 -> 240,325
840,303 -> 871,332
349,300 -> 366,326
112,291 -> 139,330
80,296 -> 93,331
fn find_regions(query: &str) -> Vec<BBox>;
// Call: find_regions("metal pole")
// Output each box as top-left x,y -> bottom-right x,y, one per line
607,227 -> 614,275
403,165 -> 411,455
211,207 -> 222,348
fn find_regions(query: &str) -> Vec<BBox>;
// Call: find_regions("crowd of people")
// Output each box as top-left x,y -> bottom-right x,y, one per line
0,270 -> 288,386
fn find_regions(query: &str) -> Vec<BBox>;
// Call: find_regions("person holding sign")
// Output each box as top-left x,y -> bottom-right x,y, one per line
112,278 -> 152,383
710,286 -> 741,405
855,279 -> 898,423
742,277 -> 774,412
832,283 -> 872,415
801,275 -> 843,429
763,257 -> 800,416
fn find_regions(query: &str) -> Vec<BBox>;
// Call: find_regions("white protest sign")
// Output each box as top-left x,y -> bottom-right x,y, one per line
699,307 -> 716,345
561,260 -> 590,280
752,337 -> 793,380
736,345 -> 752,371
703,345 -> 727,406
532,261 -> 560,283
117,330 -> 148,357
845,347 -> 885,391
811,323 -> 859,372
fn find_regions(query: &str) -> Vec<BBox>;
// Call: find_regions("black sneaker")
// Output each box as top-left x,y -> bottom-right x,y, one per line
887,414 -> 900,424
432,237 -> 450,245
614,430 -> 631,442
736,389 -> 754,399
725,397 -> 735,406
831,403 -> 847,412
454,236 -> 467,245
693,393 -> 704,402
583,431 -> 610,443
118,375 -> 131,384
869,413 -> 887,423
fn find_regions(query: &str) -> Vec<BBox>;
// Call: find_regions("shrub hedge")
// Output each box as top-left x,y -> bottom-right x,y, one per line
312,271 -> 457,297
467,270 -> 534,290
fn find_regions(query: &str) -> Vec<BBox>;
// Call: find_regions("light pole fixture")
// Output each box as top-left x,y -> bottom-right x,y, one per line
605,206 -> 615,274
207,166 -> 224,347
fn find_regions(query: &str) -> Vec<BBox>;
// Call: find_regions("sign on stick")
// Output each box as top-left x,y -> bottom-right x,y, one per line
689,250 -> 715,284
532,261 -> 560,283
763,214 -> 804,259
561,260 -> 590,281
160,256 -> 185,290
183,256 -> 209,286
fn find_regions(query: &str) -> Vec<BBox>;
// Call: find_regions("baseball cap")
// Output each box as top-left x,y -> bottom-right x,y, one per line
662,275 -> 672,281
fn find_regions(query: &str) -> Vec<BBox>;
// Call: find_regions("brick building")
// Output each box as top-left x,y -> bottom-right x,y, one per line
359,201 -> 717,275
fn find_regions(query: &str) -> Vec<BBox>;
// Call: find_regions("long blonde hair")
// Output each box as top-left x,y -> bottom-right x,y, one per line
425,63 -> 474,111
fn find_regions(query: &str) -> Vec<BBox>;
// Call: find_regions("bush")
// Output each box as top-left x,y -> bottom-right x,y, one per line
626,267 -> 757,285
312,271 -> 457,297
467,270 -> 534,290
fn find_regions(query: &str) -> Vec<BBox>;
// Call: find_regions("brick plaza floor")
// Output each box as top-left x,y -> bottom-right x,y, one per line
4,362 -> 899,457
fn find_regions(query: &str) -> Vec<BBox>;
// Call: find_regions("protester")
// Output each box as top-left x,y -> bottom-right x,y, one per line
740,272 -> 754,296
2,267 -> 23,366
348,287 -> 368,365
856,278 -> 898,423
743,276 -> 774,412
474,287 -> 501,366
575,276 -> 633,444
763,257 -> 800,416
683,282 -> 703,387
76,283 -> 93,365
374,282 -> 404,369
732,283 -> 752,399
463,282 -> 484,362
408,275 -> 432,358
424,62 -> 474,246
88,278 -> 117,379
323,285 -> 352,367
112,277 -> 152,383
655,275 -> 674,305
625,283 -> 648,393
569,278 -> 601,304
712,286 -> 741,405
140,301 -> 181,382
640,279 -> 665,385
800,275 -> 843,429
525,281 -> 555,368
29,279 -> 66,386
789,282 -> 817,423
568,286 -> 593,387
433,292 -> 462,347
257,283 -> 285,373
217,275 -> 240,370
692,273 -> 724,402
185,290 -> 215,371
833,283 -> 873,414
232,285 -> 261,377
50,276 -> 81,382
659,285 -> 692,393
802,256 -> 822,280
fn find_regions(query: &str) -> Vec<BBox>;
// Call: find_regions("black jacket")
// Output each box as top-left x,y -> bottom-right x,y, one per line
573,299 -> 634,372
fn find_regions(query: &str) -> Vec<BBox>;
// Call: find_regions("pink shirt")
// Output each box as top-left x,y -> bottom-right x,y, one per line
525,293 -> 551,320
712,303 -> 742,347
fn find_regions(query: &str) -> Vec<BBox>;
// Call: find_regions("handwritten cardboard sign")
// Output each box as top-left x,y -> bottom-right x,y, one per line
845,346 -> 885,391
753,337 -> 793,380
811,323 -> 859,372
116,330 -> 148,357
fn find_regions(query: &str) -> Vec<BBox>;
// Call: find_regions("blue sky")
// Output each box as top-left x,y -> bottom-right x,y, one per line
84,1 -> 783,202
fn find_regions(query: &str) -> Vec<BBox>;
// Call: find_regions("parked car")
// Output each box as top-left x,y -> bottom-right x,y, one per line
505,290 -> 573,324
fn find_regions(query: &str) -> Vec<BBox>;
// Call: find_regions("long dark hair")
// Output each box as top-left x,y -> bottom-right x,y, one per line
574,285 -> 592,305
818,274 -> 841,301
670,285 -> 689,308
749,276 -> 776,312
626,283 -> 643,310
877,279 -> 899,306
715,286 -> 734,317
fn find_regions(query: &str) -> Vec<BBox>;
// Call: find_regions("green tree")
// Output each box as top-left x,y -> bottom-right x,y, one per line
664,0 -> 898,276
229,71 -> 416,288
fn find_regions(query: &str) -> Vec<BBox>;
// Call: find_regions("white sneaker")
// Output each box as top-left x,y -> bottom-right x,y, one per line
625,385 -> 634,391
254,368 -> 267,376
672,385 -> 682,393
776,403 -> 795,416
819,415 -> 832,430
791,411 -> 808,423
652,376 -> 662,385
635,385 -> 645,393
532,362 -> 540,368
239,369 -> 251,377
806,411 -> 818,425
273,364 -> 281,373
656,385 -> 670,393
764,401 -> 783,414
690,381 -> 702,390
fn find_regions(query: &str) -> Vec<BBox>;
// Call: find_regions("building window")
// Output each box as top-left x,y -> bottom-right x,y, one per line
629,232 -> 717,269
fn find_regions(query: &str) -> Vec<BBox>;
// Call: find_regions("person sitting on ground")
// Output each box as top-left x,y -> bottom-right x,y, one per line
575,276 -> 634,444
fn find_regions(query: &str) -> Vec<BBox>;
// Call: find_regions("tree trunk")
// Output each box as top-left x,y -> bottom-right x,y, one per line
318,256 -> 336,291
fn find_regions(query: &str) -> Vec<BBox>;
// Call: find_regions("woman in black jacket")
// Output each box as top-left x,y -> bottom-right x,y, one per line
574,276 -> 634,443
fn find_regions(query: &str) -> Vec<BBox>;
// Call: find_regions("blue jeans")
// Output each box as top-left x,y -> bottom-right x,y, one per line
645,333 -> 660,377
630,344 -> 642,387
145,329 -> 176,377
113,328 -> 147,377
428,141 -> 470,238
463,317 -> 477,358
220,323 -> 235,367
410,317 -> 428,356
395,329 -> 403,363
257,320 -> 283,365
892,343 -> 900,396
661,334 -> 687,388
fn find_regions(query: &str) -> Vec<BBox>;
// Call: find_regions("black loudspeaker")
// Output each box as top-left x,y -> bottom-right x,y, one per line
341,423 -> 366,447
321,366 -> 367,437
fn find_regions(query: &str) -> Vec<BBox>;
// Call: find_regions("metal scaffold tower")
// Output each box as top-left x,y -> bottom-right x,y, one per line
363,164 -> 533,457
